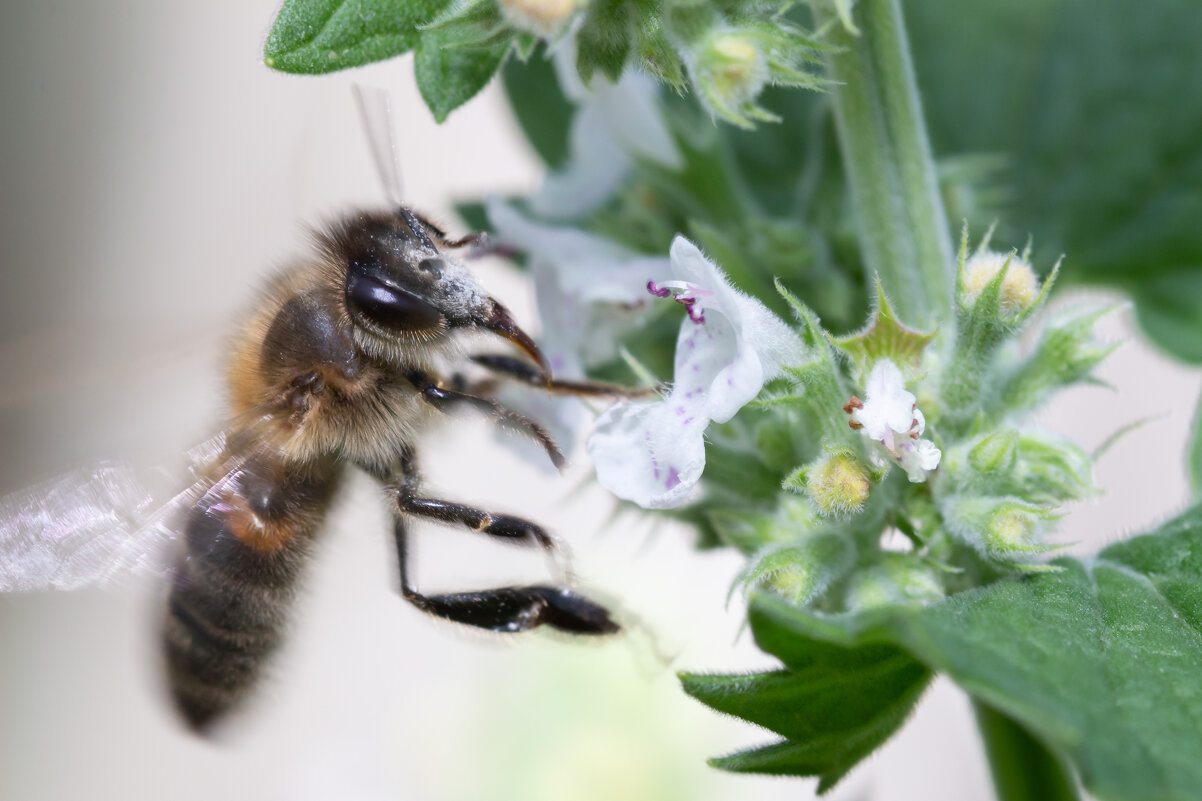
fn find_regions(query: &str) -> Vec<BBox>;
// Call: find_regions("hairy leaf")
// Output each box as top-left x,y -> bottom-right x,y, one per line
738,501 -> 1202,801
575,0 -> 634,83
681,641 -> 930,792
265,0 -> 449,74
414,13 -> 512,123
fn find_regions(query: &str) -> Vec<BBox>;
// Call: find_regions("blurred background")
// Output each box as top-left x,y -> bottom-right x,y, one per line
1,2 -> 1198,800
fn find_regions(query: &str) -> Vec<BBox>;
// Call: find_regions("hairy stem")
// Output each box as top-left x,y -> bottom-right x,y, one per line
812,0 -> 954,327
973,700 -> 1081,801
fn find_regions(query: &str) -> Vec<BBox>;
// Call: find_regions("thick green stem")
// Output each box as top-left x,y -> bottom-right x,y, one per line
813,0 -> 954,327
972,700 -> 1081,801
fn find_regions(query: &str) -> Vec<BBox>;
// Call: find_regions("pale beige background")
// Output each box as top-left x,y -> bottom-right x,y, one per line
1,2 -> 1198,800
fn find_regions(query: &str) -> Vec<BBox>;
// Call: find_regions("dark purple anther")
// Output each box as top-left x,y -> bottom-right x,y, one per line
647,280 -> 672,298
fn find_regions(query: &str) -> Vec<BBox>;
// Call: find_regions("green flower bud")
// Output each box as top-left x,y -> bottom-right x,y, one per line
963,251 -> 1041,314
786,447 -> 872,518
968,431 -> 1019,474
940,231 -> 1059,435
807,451 -> 871,517
681,21 -> 825,128
941,495 -> 1059,560
943,429 -> 1094,507
845,555 -> 944,610
739,531 -> 855,606
690,32 -> 769,126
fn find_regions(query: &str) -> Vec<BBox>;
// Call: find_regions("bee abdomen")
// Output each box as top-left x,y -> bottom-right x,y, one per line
163,462 -> 336,731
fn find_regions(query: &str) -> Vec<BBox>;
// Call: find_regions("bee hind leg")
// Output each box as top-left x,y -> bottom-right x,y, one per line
391,517 -> 618,635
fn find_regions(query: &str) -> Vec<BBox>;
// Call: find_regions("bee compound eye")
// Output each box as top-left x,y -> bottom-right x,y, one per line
347,273 -> 444,333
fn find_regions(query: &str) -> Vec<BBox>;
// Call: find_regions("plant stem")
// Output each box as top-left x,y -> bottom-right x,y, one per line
972,700 -> 1081,801
811,0 -> 954,328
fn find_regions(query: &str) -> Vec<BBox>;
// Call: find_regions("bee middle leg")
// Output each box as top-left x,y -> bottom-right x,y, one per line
387,448 -> 556,551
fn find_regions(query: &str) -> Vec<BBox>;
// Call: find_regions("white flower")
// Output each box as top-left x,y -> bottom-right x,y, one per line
530,43 -> 681,219
486,200 -> 667,368
485,201 -> 670,466
587,237 -> 803,508
845,359 -> 941,483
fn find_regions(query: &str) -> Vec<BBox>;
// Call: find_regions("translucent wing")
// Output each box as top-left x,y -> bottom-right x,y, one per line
0,420 -> 278,592
352,84 -> 404,206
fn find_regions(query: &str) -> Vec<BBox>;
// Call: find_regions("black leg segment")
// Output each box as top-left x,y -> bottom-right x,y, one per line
399,496 -> 557,551
391,518 -> 618,635
405,368 -> 564,469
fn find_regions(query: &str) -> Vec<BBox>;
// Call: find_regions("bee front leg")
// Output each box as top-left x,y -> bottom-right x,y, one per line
405,369 -> 564,469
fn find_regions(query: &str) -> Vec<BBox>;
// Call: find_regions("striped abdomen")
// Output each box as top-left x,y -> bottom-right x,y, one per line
163,458 -> 338,730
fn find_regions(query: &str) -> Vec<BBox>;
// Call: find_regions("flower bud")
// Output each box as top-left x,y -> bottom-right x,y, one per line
942,495 -> 1058,560
789,448 -> 871,517
686,31 -> 770,127
738,531 -> 854,606
497,0 -> 578,35
706,34 -> 766,101
963,251 -> 1040,313
968,431 -> 1019,474
988,505 -> 1034,548
845,555 -> 943,610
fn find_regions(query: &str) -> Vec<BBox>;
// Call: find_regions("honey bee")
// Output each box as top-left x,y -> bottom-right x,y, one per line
0,203 -> 633,732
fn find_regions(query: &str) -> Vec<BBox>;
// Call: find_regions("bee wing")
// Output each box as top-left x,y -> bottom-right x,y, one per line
0,421 -> 279,592
352,84 -> 404,206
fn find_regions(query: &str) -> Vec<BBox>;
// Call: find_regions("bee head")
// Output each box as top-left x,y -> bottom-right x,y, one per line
322,208 -> 548,376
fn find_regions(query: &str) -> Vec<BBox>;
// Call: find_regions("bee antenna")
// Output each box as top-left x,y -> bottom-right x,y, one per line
399,207 -> 437,251
352,84 -> 404,207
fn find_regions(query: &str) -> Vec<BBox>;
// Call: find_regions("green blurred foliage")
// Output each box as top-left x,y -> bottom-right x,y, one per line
907,0 -> 1202,362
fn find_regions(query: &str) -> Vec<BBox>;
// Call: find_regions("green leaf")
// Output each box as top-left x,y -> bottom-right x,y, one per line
973,700 -> 1081,801
414,18 -> 512,122
680,643 -> 930,793
743,500 -> 1202,801
908,0 -> 1202,362
500,46 -> 574,169
265,0 -> 450,74
575,0 -> 634,83
1132,270 -> 1202,363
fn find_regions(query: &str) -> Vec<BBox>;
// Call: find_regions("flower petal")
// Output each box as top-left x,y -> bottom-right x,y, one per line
853,359 -> 918,440
531,48 -> 679,218
667,237 -> 802,422
587,399 -> 707,509
898,438 -> 942,483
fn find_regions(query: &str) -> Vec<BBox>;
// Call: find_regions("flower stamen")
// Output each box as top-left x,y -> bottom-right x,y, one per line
647,280 -> 710,324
